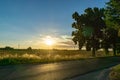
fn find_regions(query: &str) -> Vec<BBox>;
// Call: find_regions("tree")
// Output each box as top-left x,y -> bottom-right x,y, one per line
72,7 -> 106,56
105,0 -> 120,29
104,0 -> 120,55
27,47 -> 32,51
72,30 -> 85,50
4,46 -> 14,50
72,12 -> 93,51
72,12 -> 85,50
83,7 -> 106,56
102,28 -> 118,55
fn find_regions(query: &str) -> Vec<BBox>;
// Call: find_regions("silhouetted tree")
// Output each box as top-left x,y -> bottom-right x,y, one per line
101,29 -> 119,55
72,12 -> 85,50
102,28 -> 118,55
104,0 -> 120,55
27,47 -> 32,51
72,7 -> 106,56
4,46 -> 14,50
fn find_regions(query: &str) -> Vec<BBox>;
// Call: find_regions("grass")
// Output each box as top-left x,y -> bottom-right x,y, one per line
0,49 -> 117,65
109,64 -> 120,80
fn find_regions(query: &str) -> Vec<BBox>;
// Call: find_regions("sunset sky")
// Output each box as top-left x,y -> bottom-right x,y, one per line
0,0 -> 109,49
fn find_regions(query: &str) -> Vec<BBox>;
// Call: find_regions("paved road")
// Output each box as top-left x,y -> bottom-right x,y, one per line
0,60 -> 118,80
71,68 -> 111,80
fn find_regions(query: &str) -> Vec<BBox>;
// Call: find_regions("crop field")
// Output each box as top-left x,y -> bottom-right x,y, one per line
0,49 -> 113,65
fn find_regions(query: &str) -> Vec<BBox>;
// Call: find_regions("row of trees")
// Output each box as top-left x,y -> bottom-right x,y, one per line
72,0 -> 120,56
0,46 -> 32,50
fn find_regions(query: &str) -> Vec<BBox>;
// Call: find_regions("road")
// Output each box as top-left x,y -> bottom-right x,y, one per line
0,60 -> 118,80
71,68 -> 111,80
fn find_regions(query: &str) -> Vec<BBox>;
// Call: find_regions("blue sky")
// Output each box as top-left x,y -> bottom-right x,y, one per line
0,0 -> 109,49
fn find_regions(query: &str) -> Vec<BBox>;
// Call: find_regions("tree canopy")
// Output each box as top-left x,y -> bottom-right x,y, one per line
72,0 -> 120,56
105,0 -> 120,29
72,7 -> 106,56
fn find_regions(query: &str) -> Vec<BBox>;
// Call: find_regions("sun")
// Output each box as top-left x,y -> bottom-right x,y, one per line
44,36 -> 55,46
45,39 -> 53,46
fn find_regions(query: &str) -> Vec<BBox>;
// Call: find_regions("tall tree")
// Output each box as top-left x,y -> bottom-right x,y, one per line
105,0 -> 120,29
72,7 -> 106,56
72,12 -> 85,50
83,7 -> 106,56
102,28 -> 118,56
105,0 -> 120,55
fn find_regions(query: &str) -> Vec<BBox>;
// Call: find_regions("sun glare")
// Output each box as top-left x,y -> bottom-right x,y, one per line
44,36 -> 55,46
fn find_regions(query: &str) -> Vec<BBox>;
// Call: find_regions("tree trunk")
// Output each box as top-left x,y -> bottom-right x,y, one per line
105,48 -> 109,55
92,47 -> 95,56
113,43 -> 117,56
78,41 -> 83,50
91,35 -> 96,57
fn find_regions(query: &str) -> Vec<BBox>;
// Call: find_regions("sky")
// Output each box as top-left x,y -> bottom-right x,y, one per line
0,0 -> 109,49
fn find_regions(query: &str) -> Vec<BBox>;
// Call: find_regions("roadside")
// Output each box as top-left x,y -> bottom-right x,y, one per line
0,56 -> 120,80
109,64 -> 120,80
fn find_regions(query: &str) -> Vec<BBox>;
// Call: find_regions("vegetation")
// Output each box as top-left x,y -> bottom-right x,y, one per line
72,7 -> 106,56
71,0 -> 120,56
105,0 -> 120,29
71,1 -> 120,78
104,0 -> 120,56
0,49 -> 114,65
109,64 -> 120,80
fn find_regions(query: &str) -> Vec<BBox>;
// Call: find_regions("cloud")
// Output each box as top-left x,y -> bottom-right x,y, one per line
58,41 -> 74,46
33,34 -> 75,49
6,34 -> 76,49
61,35 -> 72,40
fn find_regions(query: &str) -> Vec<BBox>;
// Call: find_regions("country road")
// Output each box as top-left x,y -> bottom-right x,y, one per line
71,68 -> 111,80
0,58 -> 119,80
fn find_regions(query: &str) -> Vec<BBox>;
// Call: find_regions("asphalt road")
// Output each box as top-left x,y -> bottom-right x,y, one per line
71,68 -> 111,80
0,60 -> 118,80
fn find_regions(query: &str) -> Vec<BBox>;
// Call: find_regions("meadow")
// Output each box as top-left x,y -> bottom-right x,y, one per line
0,49 -> 114,65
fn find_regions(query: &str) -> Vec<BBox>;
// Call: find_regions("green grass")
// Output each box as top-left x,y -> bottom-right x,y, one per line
109,64 -> 120,80
0,49 -> 117,65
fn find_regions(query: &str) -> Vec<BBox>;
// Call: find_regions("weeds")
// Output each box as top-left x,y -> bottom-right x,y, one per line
0,50 -> 113,65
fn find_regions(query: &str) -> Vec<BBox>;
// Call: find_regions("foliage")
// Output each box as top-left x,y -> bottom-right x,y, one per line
4,46 -> 14,50
72,0 -> 120,56
105,0 -> 120,29
104,0 -> 120,55
101,28 -> 118,55
72,12 -> 85,50
72,7 -> 106,56
27,47 -> 32,51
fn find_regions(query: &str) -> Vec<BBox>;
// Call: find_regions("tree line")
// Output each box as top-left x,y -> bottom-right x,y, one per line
72,0 -> 120,56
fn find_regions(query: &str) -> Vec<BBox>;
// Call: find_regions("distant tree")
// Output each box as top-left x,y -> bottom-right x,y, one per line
72,7 -> 106,56
27,47 -> 32,51
4,46 -> 14,50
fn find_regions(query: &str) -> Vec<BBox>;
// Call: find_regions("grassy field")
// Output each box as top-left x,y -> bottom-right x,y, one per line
109,64 -> 120,80
0,49 -> 115,65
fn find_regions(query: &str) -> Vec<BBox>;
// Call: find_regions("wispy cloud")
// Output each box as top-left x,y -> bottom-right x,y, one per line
29,34 -> 75,49
0,34 -> 76,49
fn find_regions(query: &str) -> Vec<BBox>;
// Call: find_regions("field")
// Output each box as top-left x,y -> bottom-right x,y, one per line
0,49 -> 114,65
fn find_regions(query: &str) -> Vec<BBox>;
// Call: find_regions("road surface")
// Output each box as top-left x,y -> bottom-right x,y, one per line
71,68 -> 111,80
0,60 -> 118,80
